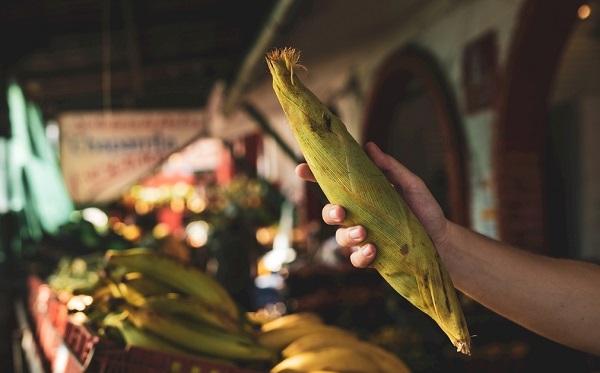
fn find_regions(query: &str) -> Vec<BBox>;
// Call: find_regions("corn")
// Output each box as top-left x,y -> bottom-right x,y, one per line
265,48 -> 471,354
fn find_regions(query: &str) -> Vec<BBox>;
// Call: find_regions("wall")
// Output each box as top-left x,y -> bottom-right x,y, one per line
242,0 -> 524,235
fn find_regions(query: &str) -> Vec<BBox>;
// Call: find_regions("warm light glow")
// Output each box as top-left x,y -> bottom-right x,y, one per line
185,220 -> 210,248
186,195 -> 206,213
66,295 -> 87,312
173,181 -> 189,196
256,226 -> 276,245
578,4 -> 591,19
112,221 -> 126,233
69,311 -> 88,325
82,207 -> 109,229
152,223 -> 171,239
122,225 -> 142,241
170,197 -> 185,213
135,200 -> 151,215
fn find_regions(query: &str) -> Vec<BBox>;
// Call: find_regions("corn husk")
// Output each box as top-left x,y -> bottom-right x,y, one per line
265,47 -> 471,354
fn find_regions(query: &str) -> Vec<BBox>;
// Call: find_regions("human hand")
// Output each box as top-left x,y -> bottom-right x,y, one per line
295,142 -> 449,268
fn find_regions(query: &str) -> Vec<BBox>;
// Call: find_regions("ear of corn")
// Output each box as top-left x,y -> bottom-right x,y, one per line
265,47 -> 471,355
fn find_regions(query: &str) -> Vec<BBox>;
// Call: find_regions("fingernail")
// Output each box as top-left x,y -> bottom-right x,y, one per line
349,227 -> 360,239
361,245 -> 374,257
328,208 -> 338,221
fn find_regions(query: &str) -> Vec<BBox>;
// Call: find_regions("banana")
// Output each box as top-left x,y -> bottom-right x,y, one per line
125,305 -> 277,362
116,272 -> 179,305
358,343 -> 412,373
260,312 -> 324,333
270,346 -> 382,373
281,331 -> 412,373
136,293 -> 243,335
105,248 -> 240,323
102,312 -> 237,367
257,323 -> 357,352
281,331 -> 361,358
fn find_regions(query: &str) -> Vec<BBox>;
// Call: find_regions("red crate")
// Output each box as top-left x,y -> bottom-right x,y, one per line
28,275 -> 265,373
96,346 -> 264,373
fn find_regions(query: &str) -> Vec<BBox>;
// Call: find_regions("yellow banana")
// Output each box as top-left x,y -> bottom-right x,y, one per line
270,346 -> 382,373
257,323 -> 357,352
261,311 -> 324,333
105,248 -> 240,323
282,331 -> 412,373
125,305 -> 277,362
281,331 -> 361,357
266,48 -> 471,354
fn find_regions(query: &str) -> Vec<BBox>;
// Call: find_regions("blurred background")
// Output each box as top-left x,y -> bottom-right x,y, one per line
1,0 -> 599,372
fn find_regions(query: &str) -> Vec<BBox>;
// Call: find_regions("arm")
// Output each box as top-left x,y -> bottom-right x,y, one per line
296,142 -> 600,356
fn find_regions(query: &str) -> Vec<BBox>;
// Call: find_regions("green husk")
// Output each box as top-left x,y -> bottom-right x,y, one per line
266,48 -> 471,354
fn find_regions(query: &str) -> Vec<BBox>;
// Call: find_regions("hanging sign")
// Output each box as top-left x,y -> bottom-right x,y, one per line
59,110 -> 206,205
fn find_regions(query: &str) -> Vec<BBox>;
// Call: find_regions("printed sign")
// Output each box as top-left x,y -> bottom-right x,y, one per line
59,111 -> 206,205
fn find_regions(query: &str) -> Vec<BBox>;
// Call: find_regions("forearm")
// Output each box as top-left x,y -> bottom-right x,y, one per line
440,221 -> 600,356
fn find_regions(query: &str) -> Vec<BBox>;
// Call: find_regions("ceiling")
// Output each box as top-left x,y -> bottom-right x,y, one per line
0,0 -> 288,119
0,0 -> 430,121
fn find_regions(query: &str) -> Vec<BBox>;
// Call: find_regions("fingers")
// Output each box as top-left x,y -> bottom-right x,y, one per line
364,142 -> 425,195
350,244 -> 376,268
322,204 -> 345,224
295,163 -> 316,182
335,226 -> 366,247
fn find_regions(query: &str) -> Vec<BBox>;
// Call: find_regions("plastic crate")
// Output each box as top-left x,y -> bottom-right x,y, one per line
96,346 -> 264,373
28,275 -> 265,373
61,321 -> 266,373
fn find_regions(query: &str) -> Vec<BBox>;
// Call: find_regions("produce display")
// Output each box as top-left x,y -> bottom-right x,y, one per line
266,47 -> 471,355
46,248 -> 412,372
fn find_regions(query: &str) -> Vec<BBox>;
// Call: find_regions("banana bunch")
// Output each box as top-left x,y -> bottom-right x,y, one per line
47,253 -> 106,296
98,248 -> 278,363
104,247 -> 241,323
256,312 -> 412,372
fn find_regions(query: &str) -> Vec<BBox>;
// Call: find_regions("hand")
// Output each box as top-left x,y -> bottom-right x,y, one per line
295,142 -> 449,268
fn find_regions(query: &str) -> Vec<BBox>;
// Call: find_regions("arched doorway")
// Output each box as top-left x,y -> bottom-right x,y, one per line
362,45 -> 470,227
494,0 -> 587,256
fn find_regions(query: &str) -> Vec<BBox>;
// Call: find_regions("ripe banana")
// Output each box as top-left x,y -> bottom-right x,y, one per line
257,323 -> 357,352
260,312 -> 324,333
125,305 -> 277,362
281,331 -> 361,358
105,248 -> 240,323
270,346 -> 382,373
266,48 -> 471,354
282,331 -> 412,373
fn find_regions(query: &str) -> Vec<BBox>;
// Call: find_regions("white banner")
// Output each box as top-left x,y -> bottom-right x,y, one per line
59,111 -> 206,205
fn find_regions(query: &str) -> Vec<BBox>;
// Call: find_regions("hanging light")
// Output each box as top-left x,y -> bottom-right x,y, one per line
578,4 -> 591,20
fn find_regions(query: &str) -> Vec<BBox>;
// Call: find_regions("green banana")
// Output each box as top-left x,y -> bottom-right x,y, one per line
116,272 -> 179,305
125,305 -> 277,362
135,293 -> 244,335
105,248 -> 240,323
102,312 -> 237,367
